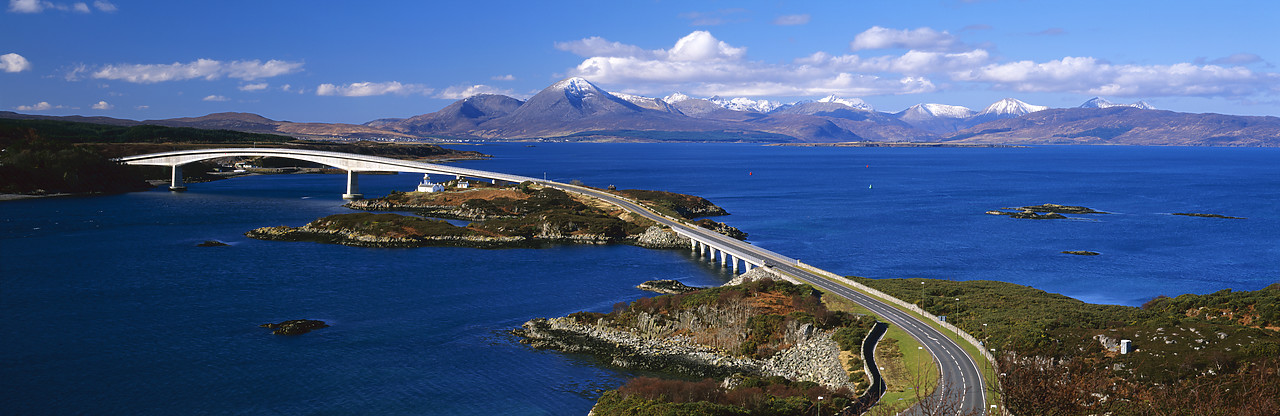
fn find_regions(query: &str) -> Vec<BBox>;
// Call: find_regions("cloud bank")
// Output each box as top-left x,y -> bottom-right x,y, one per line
8,0 -> 115,13
88,59 -> 303,83
316,81 -> 433,97
558,27 -> 1280,100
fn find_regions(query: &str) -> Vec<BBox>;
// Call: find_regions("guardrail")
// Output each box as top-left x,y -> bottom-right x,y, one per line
796,262 -> 998,374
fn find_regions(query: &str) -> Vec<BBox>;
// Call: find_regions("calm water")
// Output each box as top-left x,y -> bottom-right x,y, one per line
2,144 -> 1277,415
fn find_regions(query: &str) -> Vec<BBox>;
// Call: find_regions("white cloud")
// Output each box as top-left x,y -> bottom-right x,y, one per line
562,28 -> 1280,101
9,0 -> 111,13
435,84 -> 515,100
89,59 -> 303,83
851,26 -> 966,52
1,53 -> 31,72
16,101 -> 63,111
315,81 -> 432,97
202,95 -> 229,102
135,105 -> 149,110
565,31 -> 939,97
556,36 -> 654,58
239,82 -> 268,91
773,14 -> 810,26
8,0 -> 42,12
91,100 -> 113,110
953,57 -> 1280,97
491,74 -> 515,81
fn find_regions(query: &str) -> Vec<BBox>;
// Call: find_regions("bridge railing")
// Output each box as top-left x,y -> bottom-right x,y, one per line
796,262 -> 999,371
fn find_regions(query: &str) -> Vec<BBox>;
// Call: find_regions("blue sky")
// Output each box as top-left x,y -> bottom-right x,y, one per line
3,0 -> 1278,124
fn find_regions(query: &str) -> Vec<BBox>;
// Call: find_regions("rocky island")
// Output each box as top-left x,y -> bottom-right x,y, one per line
248,181 -> 740,249
1172,212 -> 1246,219
987,203 -> 1108,219
514,269 -> 882,415
260,319 -> 328,335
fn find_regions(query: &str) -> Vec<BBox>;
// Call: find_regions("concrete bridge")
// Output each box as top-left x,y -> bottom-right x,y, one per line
114,148 -> 989,414
115,147 -> 532,199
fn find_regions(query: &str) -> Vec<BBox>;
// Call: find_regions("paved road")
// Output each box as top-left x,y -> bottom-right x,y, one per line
118,149 -> 988,414
554,182 -> 988,415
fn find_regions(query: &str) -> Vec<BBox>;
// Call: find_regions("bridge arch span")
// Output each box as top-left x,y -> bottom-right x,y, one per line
115,147 -> 535,199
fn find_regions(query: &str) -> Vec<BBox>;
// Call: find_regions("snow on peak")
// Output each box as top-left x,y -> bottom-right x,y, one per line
551,77 -> 603,97
979,98 -> 1048,116
663,92 -> 693,103
1080,97 -> 1154,110
905,103 -> 974,119
708,96 -> 785,113
1079,97 -> 1115,108
815,94 -> 874,111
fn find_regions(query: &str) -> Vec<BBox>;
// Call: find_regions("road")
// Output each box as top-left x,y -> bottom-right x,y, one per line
118,148 -> 989,414
554,182 -> 989,415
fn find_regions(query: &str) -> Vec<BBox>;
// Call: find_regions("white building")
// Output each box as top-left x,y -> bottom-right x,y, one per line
456,179 -> 470,189
417,174 -> 444,193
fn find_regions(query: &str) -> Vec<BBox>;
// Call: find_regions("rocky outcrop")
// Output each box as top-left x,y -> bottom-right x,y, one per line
631,225 -> 690,249
694,219 -> 748,240
344,198 -> 508,221
987,203 -> 1107,219
724,266 -> 801,286
261,319 -> 328,335
986,210 -> 1067,219
636,279 -> 703,294
1172,212 -> 1245,219
197,240 -> 229,247
1063,250 -> 1101,256
514,316 -> 855,390
245,225 -> 527,248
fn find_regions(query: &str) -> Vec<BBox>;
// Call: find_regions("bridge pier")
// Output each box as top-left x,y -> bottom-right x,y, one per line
169,165 -> 187,192
342,170 -> 363,200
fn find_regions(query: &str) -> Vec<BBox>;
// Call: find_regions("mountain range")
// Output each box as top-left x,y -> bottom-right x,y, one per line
4,77 -> 1278,146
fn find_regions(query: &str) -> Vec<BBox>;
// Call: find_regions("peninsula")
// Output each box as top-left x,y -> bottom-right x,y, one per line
247,181 -> 743,249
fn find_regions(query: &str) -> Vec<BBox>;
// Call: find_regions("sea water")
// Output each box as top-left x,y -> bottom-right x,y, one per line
2,144 -> 1276,415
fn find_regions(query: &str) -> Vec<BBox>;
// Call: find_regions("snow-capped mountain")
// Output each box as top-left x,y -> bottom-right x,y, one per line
663,92 -> 693,103
898,103 -> 975,120
979,98 -> 1048,116
957,98 -> 1048,130
612,92 -> 683,114
708,96 -> 786,113
814,94 -> 874,111
894,103 -> 977,134
1080,97 -> 1155,110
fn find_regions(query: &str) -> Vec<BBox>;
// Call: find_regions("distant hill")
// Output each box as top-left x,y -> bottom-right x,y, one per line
5,78 -> 1279,146
945,107 -> 1280,146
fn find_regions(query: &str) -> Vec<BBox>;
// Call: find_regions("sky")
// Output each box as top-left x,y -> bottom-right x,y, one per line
2,0 -> 1278,124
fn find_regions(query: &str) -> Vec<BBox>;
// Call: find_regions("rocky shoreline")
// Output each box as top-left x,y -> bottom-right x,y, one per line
513,268 -> 860,392
514,315 -> 856,391
247,223 -> 692,250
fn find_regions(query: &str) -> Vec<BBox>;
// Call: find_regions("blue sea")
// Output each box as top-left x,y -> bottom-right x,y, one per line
2,144 -> 1277,415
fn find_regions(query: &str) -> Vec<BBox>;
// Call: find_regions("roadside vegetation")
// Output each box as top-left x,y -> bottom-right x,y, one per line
851,277 -> 1280,415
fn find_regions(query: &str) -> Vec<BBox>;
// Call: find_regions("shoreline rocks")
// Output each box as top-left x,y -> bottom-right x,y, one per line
513,316 -> 856,391
636,279 -> 704,294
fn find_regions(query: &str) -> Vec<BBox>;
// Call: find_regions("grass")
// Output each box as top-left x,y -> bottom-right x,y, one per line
820,289 -> 938,412
809,272 -> 1002,411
